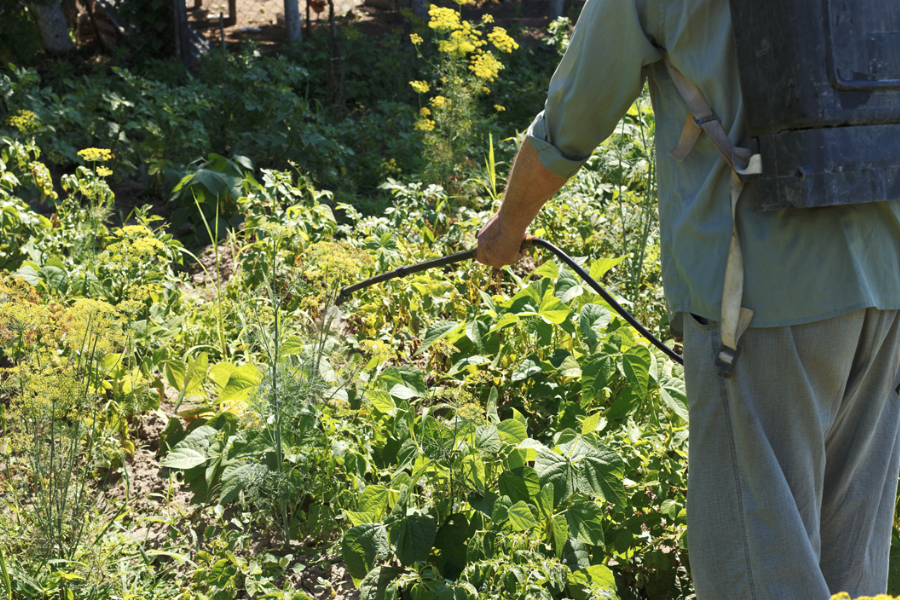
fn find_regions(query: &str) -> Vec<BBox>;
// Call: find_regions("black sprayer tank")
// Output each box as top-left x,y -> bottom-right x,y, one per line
728,0 -> 900,211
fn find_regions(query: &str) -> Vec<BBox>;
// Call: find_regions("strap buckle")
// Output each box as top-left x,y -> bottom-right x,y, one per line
692,113 -> 720,127
715,345 -> 741,379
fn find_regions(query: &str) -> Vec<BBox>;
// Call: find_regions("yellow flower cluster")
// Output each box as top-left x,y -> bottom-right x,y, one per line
410,33 -> 423,45
428,6 -> 461,32
382,157 -> 401,176
481,14 -> 494,24
77,147 -> 114,162
97,166 -> 113,177
494,104 -> 506,112
469,50 -> 504,81
487,27 -> 519,53
415,118 -> 436,132
62,298 -> 125,355
830,595 -> 900,600
300,240 -> 373,288
410,80 -> 431,94
8,110 -> 40,135
430,95 -> 451,109
419,107 -> 431,117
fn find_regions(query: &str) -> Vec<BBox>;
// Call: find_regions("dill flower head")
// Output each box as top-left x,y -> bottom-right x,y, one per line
481,14 -> 494,24
409,80 -> 431,94
62,298 -> 125,355
487,27 -> 519,53
469,50 -> 504,81
300,240 -> 373,288
419,106 -> 431,117
415,118 -> 436,132
410,33 -> 423,45
428,6 -> 461,33
96,166 -> 113,177
430,95 -> 451,109
77,148 -> 114,162
8,110 -> 40,135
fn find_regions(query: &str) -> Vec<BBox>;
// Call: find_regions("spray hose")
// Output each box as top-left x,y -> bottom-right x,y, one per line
336,237 -> 684,365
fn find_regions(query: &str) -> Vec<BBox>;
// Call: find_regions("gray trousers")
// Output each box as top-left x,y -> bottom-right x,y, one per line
683,309 -> 900,600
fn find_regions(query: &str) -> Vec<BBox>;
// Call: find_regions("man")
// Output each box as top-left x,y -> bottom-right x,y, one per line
475,0 -> 900,598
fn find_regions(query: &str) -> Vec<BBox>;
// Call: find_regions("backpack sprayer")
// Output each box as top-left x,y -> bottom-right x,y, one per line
336,237 -> 684,366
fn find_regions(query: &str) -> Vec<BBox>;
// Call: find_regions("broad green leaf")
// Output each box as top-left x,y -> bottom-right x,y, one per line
555,270 -> 583,304
465,320 -> 488,353
536,450 -> 579,507
550,513 -> 569,558
581,354 -> 615,403
368,390 -> 396,414
159,446 -> 207,470
391,514 -> 436,567
579,448 -> 628,508
511,357 -> 542,382
415,321 -> 459,356
218,461 -> 256,506
359,485 -> 390,517
567,565 -> 618,600
563,537 -> 591,571
661,378 -> 690,422
208,362 -> 236,392
533,260 -> 559,280
434,514 -> 469,549
358,566 -> 404,600
474,425 -> 501,456
160,425 -> 216,470
567,502 -> 605,546
342,523 -> 390,584
380,366 -> 427,397
589,256 -> 626,281
38,265 -> 68,294
580,304 -> 612,348
497,419 -> 527,444
218,363 -> 261,403
498,467 -> 540,504
622,345 -> 652,397
581,413 -> 603,435
488,312 -> 520,334
507,501 -> 538,532
13,264 -> 39,286
535,482 -> 555,519
491,495 -> 512,523
280,335 -> 304,357
539,293 -> 573,325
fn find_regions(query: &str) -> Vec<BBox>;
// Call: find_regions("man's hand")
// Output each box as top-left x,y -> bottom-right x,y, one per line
476,213 -> 529,268
474,138 -> 569,269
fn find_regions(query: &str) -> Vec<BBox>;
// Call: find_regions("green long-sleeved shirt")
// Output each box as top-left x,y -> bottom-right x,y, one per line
527,0 -> 900,337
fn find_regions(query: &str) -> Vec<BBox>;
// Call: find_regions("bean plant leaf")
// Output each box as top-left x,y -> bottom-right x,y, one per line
507,501 -> 538,532
434,514 -> 469,549
567,502 -> 606,546
512,357 -> 542,382
342,523 -> 390,583
474,425 -> 501,456
358,566 -> 404,600
550,513 -> 569,558
580,304 -> 612,348
391,514 -> 436,567
218,461 -> 255,506
496,419 -> 527,444
160,425 -> 217,470
465,320 -> 489,353
415,321 -> 459,356
589,257 -> 626,281
563,537 -> 591,571
581,355 -> 615,403
579,451 -> 628,509
567,565 -> 618,600
661,378 -> 690,422
498,467 -> 540,504
217,363 -> 262,403
539,293 -> 573,325
622,345 -> 651,397
533,260 -> 559,280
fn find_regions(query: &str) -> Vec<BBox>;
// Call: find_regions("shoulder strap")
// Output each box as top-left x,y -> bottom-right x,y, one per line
661,53 -> 762,377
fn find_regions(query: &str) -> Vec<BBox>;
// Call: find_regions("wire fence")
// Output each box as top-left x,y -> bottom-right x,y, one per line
183,0 -> 359,37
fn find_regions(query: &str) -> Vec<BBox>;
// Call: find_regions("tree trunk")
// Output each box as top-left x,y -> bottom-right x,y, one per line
35,0 -> 74,54
285,0 -> 302,43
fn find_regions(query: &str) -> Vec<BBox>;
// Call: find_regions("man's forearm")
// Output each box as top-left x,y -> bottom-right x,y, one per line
476,139 -> 570,268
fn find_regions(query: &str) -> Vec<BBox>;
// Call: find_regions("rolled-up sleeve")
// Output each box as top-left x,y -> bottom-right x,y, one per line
526,0 -> 662,179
